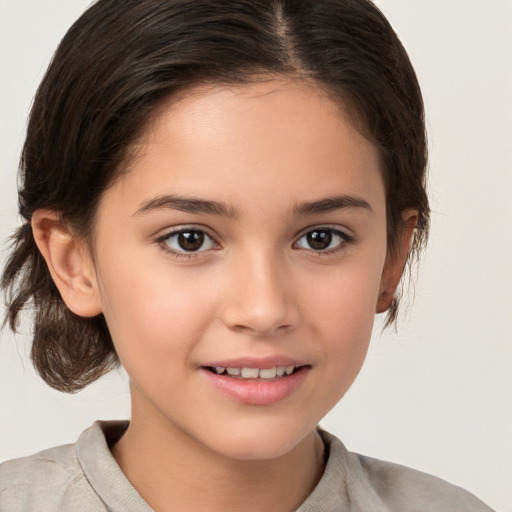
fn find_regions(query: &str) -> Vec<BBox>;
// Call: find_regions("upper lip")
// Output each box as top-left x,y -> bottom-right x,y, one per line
201,356 -> 309,369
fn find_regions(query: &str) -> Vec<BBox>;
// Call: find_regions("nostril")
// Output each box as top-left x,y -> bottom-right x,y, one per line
221,293 -> 300,336
230,323 -> 292,336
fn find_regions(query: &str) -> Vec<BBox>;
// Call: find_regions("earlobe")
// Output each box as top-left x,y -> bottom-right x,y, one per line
376,209 -> 418,314
31,210 -> 102,317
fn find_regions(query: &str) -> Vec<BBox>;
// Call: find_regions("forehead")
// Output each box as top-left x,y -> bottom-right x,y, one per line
107,78 -> 385,220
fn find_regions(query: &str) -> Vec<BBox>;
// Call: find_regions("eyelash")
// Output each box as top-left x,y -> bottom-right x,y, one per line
294,226 -> 354,255
155,227 -> 219,260
155,226 -> 354,260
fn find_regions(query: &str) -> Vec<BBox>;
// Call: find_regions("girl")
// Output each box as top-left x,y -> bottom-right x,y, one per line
0,1 -> 499,510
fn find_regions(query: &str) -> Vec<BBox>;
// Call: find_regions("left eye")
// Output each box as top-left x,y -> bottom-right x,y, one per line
295,228 -> 348,252
163,229 -> 216,253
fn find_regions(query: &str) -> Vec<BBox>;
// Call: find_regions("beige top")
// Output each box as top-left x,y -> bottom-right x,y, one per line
0,421 -> 494,511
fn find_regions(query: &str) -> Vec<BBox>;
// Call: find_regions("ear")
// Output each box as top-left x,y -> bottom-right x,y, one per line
376,209 -> 419,313
31,210 -> 103,317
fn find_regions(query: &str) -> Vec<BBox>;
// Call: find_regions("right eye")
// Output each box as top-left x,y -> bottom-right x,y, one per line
160,228 -> 217,254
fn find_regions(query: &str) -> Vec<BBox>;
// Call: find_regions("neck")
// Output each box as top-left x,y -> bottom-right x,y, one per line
111,399 -> 325,512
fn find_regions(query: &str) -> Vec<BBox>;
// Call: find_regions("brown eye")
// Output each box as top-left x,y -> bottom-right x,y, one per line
178,231 -> 204,251
307,230 -> 332,250
295,228 -> 349,252
163,229 -> 215,253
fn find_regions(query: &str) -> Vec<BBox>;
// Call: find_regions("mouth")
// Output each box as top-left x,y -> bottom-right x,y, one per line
200,358 -> 310,405
203,365 -> 305,380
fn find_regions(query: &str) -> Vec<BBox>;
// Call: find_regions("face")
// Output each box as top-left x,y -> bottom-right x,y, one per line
89,79 -> 389,460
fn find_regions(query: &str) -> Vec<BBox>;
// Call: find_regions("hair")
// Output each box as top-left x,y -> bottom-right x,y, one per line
2,0 -> 429,392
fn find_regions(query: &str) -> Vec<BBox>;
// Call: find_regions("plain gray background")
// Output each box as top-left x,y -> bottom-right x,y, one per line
1,1 -> 511,510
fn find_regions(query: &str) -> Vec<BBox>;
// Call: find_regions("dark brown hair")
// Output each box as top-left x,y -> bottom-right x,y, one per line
2,0 -> 429,392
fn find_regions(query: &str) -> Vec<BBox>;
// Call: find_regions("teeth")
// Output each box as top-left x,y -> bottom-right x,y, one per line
259,367 -> 277,379
240,367 -> 259,378
211,365 -> 297,378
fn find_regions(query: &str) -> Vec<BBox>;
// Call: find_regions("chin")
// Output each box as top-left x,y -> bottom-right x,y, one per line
201,421 -> 316,462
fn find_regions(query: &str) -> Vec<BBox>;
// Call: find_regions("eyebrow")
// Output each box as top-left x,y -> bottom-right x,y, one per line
292,195 -> 373,215
133,194 -> 239,218
133,193 -> 373,218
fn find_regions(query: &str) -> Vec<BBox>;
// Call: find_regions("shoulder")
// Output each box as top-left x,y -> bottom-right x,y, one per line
0,439 -> 106,511
313,429 -> 495,512
350,451 -> 494,512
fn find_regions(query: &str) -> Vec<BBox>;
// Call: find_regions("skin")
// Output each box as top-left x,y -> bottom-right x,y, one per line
33,78 -> 417,511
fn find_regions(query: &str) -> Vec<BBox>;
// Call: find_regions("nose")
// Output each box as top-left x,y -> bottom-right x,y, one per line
221,252 -> 300,337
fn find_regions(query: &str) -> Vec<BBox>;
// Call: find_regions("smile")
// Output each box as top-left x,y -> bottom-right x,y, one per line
207,366 -> 297,379
202,364 -> 310,405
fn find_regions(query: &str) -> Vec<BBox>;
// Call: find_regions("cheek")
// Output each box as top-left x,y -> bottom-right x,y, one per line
304,255 -> 382,325
300,255 -> 383,370
96,256 -> 218,367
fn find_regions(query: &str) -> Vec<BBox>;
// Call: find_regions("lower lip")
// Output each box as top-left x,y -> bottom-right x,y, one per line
201,367 -> 309,406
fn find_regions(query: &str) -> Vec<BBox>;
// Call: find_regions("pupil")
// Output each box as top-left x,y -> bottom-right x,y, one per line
308,230 -> 332,250
178,231 -> 204,251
